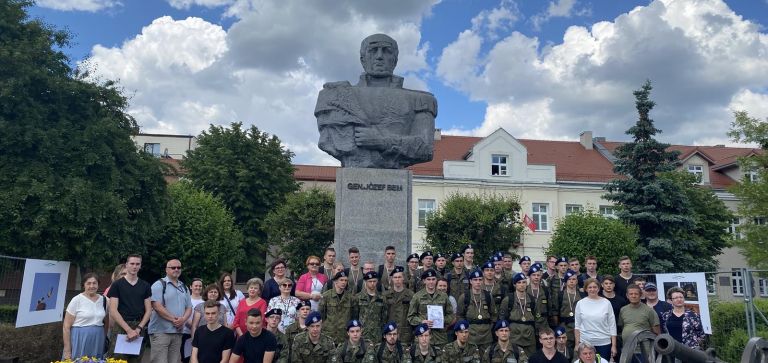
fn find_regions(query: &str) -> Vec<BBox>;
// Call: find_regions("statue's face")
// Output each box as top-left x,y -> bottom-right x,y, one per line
361,40 -> 397,77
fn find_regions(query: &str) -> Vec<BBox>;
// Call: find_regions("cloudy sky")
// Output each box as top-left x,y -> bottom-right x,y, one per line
31,0 -> 768,165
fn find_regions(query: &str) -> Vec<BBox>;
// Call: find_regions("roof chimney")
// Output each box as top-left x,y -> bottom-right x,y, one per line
580,131 -> 593,150
434,128 -> 442,141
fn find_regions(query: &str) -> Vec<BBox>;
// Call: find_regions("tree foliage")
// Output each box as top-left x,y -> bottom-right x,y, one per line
547,211 -> 638,276
728,111 -> 768,269
660,171 -> 733,271
424,193 -> 523,263
0,0 -> 168,270
605,81 -> 699,273
263,188 -> 335,275
146,181 -> 243,283
182,122 -> 299,279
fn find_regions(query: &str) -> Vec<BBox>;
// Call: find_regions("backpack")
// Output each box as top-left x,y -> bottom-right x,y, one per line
463,290 -> 493,318
506,291 -> 537,319
158,278 -> 189,306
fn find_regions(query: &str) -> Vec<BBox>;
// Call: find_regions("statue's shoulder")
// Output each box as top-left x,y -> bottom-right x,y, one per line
403,88 -> 437,116
322,81 -> 352,89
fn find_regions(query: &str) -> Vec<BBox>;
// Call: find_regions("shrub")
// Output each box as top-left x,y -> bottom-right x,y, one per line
709,299 -> 768,362
0,322 -> 62,362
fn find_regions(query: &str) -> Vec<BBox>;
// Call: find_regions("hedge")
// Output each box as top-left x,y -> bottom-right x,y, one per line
709,298 -> 768,362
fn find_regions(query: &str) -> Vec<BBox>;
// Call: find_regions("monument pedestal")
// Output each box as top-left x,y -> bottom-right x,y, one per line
334,168 -> 412,266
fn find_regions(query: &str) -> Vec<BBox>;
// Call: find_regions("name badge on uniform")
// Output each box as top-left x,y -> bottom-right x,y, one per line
507,358 -> 517,363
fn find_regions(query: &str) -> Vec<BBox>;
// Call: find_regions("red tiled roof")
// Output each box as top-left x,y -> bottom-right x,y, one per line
293,135 -> 759,189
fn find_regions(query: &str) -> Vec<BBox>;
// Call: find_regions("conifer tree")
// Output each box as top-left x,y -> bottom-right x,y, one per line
605,81 -> 696,272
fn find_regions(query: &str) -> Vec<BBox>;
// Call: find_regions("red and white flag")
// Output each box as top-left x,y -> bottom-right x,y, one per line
523,214 -> 537,232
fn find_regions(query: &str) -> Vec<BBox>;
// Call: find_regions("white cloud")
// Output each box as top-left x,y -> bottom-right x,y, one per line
36,0 -> 120,12
531,0 -> 590,30
437,0 -> 768,146
729,89 -> 768,121
166,0 -> 232,9
84,1 -> 437,165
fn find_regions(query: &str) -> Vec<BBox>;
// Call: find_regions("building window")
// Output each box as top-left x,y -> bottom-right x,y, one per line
754,217 -> 766,226
532,203 -> 549,231
418,199 -> 436,228
727,218 -> 742,239
706,277 -> 717,295
759,279 -> 768,297
732,270 -> 744,296
744,171 -> 759,183
491,154 -> 508,176
565,204 -> 583,215
144,143 -> 161,156
599,205 -> 616,218
687,164 -> 704,182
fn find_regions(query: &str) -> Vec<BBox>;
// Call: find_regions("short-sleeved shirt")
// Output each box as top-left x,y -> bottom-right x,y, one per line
619,303 -> 659,342
66,293 -> 107,327
192,325 -> 235,363
107,277 -> 151,322
149,277 -> 192,334
233,330 -> 277,363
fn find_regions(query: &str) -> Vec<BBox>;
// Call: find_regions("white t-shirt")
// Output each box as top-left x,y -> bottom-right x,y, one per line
574,297 -> 616,346
222,290 -> 244,324
66,293 -> 106,327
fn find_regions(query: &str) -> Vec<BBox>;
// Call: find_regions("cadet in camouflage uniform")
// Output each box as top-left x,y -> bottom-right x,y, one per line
483,320 -> 528,363
265,308 -> 286,363
284,300 -> 312,362
498,273 -> 537,357
555,270 -> 581,352
461,244 -> 477,272
408,269 -> 454,347
405,253 -> 422,292
332,319 -> 368,363
320,271 -> 357,344
420,251 -> 435,275
357,271 -> 388,344
291,311 -> 337,363
411,324 -> 442,363
547,257 -> 569,327
457,269 -> 494,352
441,320 -> 481,363
434,253 -> 448,279
491,255 -> 510,288
369,322 -> 409,363
518,256 -> 532,277
445,253 -> 468,302
384,266 -> 415,347
526,264 -> 550,333
480,261 -> 506,312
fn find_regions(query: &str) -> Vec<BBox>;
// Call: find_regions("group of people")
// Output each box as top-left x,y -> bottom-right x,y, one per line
62,246 -> 706,363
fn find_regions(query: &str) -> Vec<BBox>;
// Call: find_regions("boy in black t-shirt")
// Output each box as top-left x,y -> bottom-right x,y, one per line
107,254 -> 152,363
192,300 -> 235,363
229,308 -> 277,363
528,328 -> 569,363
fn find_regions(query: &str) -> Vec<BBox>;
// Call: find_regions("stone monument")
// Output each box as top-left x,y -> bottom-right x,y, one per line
314,33 -> 437,265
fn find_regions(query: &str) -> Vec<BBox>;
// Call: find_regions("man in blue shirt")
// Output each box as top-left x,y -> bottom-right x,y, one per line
149,259 -> 193,363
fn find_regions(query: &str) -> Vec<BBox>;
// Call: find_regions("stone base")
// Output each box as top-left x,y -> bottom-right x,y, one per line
334,168 -> 412,267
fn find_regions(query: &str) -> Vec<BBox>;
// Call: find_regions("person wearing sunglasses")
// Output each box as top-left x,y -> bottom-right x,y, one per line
149,259 -> 193,363
295,255 -> 327,311
268,277 -> 301,332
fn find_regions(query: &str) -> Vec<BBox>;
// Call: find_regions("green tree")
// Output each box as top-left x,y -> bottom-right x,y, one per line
728,110 -> 768,269
424,193 -> 523,262
660,171 -> 733,271
605,81 -> 697,272
182,122 -> 299,280
146,181 -> 243,283
263,188 -> 335,274
547,211 -> 638,276
0,0 -> 167,270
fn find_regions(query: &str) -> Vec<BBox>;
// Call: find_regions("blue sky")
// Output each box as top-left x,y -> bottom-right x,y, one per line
29,0 -> 768,165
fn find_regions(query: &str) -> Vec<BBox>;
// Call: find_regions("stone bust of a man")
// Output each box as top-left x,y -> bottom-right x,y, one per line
315,34 -> 437,169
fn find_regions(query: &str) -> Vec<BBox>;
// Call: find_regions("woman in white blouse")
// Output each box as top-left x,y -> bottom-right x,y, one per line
63,273 -> 109,359
574,278 -> 617,362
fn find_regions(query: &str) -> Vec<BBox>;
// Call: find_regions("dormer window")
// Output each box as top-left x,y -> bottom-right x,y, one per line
491,154 -> 508,176
687,164 -> 703,182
